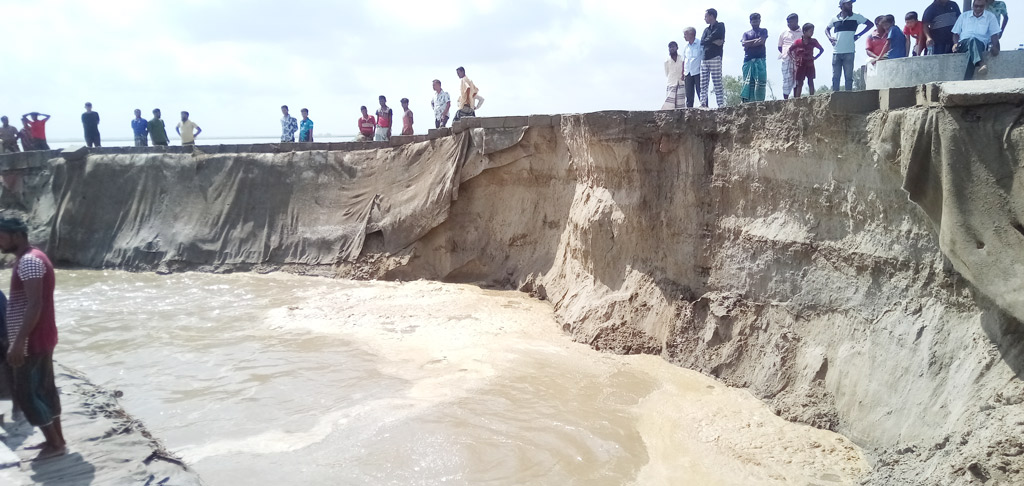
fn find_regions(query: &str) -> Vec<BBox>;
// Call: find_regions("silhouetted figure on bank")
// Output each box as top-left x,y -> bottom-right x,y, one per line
81,102 -> 100,148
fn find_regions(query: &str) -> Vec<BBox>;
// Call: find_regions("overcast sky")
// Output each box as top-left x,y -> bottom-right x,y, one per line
3,0 -> 1019,141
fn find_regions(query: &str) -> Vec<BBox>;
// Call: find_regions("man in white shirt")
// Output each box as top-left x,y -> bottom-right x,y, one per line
661,41 -> 685,110
778,14 -> 802,99
681,28 -> 703,108
952,0 -> 1002,79
431,79 -> 451,128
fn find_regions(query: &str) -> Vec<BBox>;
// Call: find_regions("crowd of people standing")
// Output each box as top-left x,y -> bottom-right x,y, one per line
0,67 -> 483,153
662,0 -> 1010,109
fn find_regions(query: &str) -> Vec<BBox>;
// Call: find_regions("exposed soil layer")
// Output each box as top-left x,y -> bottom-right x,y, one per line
2,82 -> 1023,485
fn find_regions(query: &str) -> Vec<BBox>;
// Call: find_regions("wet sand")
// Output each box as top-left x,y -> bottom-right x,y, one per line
0,365 -> 200,486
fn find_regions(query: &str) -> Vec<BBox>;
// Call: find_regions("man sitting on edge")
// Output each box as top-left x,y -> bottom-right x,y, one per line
952,0 -> 1001,79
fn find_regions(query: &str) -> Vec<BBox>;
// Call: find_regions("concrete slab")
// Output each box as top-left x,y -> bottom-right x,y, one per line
865,50 -> 1024,90
936,78 -> 1024,107
827,90 -> 880,114
879,87 -> 918,110
451,120 -> 466,134
60,145 -> 89,162
461,117 -> 482,129
479,117 -> 505,129
527,114 -> 554,127
502,116 -> 530,128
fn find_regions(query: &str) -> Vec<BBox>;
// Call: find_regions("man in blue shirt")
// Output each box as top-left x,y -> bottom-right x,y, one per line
740,13 -> 769,103
870,15 -> 909,65
131,109 -> 149,147
953,0 -> 1002,79
299,108 -> 314,142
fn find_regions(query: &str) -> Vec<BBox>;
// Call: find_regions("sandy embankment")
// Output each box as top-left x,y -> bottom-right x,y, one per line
0,364 -> 201,486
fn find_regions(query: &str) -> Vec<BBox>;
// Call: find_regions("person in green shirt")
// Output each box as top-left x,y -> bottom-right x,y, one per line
986,0 -> 1009,37
148,108 -> 169,146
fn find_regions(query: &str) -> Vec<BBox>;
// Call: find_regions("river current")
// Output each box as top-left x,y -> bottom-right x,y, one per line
45,270 -> 867,485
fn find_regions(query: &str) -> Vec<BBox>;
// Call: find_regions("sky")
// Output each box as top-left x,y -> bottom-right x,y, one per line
2,0 -> 1019,141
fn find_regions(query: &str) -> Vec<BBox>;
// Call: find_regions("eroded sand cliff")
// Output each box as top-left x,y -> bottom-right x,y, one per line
2,80 -> 1023,485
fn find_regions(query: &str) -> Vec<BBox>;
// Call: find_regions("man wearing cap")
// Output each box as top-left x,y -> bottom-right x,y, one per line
826,0 -> 874,91
0,216 -> 65,460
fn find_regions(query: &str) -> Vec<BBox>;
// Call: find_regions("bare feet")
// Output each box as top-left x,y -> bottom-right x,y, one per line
31,445 -> 67,461
977,64 -> 988,75
24,441 -> 47,450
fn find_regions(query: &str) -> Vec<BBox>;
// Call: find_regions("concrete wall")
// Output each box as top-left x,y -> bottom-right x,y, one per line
865,50 -> 1024,90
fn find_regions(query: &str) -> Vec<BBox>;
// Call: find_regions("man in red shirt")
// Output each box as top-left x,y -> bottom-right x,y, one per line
0,216 -> 64,460
904,12 -> 925,55
356,106 -> 376,142
21,112 -> 51,150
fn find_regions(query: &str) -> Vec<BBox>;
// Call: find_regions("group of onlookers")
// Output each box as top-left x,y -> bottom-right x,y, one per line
354,67 -> 484,142
663,0 -> 1010,109
0,113 -> 51,153
0,106 -> 202,153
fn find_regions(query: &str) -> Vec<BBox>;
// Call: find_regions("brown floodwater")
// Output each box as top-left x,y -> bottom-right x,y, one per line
46,270 -> 868,485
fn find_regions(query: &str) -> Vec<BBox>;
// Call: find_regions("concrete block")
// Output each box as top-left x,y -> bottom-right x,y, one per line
461,117 -> 482,129
390,135 -> 414,146
916,84 -> 936,105
479,117 -> 506,129
412,135 -> 429,143
527,114 -> 554,127
502,116 -> 530,128
827,90 -> 880,114
61,145 -> 89,162
879,86 -> 918,110
427,128 -> 451,139
937,78 -> 1024,107
451,120 -> 466,134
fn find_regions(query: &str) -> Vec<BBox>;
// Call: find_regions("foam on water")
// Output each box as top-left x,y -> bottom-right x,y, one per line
46,270 -> 869,485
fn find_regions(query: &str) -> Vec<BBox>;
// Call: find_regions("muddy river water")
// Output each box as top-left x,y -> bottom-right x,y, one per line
47,270 -> 868,485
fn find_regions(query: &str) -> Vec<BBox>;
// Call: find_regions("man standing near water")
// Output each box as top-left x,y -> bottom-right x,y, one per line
148,109 -> 169,147
176,112 -> 202,147
131,109 -> 149,147
0,216 -> 65,460
81,102 -> 101,148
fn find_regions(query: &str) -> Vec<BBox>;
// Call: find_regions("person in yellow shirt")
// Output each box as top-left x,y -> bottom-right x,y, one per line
176,111 -> 202,147
454,66 -> 479,122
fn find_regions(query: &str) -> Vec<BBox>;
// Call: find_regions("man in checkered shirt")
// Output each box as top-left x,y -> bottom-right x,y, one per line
0,216 -> 65,460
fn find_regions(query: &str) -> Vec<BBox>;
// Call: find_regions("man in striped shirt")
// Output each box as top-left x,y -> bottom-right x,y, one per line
0,216 -> 65,460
